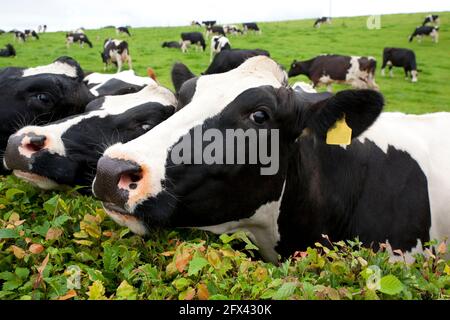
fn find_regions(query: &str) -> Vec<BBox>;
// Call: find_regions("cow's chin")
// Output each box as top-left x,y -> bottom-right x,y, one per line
102,202 -> 148,236
13,170 -> 60,190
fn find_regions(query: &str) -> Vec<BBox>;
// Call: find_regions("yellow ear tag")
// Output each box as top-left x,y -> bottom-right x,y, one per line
326,116 -> 352,145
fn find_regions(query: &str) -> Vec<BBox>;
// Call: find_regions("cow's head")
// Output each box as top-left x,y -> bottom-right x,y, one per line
0,57 -> 94,172
4,83 -> 176,191
92,56 -> 383,254
287,59 -> 308,78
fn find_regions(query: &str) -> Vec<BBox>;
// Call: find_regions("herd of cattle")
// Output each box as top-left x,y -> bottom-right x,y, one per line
0,13 -> 448,262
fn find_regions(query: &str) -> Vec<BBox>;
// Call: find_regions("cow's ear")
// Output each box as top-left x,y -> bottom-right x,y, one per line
300,89 -> 384,143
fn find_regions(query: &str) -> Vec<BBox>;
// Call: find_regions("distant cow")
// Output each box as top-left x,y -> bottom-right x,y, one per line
101,38 -> 132,73
206,25 -> 226,38
288,54 -> 378,91
381,48 -> 418,82
116,26 -> 131,36
191,21 -> 202,27
243,22 -> 261,34
4,83 -> 176,192
66,32 -> 93,48
409,26 -> 439,43
24,29 -> 39,40
0,44 -> 16,57
202,21 -> 216,28
14,31 -> 26,42
180,32 -> 206,53
210,35 -> 231,62
84,70 -> 155,96
422,14 -> 439,26
223,24 -> 243,35
162,41 -> 182,49
314,17 -> 332,28
0,56 -> 94,174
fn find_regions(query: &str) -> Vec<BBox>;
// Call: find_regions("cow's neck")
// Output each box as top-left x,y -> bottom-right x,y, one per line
276,137 -> 364,257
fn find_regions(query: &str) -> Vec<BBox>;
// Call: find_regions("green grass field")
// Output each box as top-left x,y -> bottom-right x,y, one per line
1,12 -> 449,113
0,12 -> 449,300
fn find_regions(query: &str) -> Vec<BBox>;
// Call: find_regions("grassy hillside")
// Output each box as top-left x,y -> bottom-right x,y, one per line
1,13 -> 450,301
1,12 -> 449,114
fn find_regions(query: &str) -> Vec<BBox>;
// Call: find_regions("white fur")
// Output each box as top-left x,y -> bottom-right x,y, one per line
358,112 -> 450,245
22,61 -> 78,78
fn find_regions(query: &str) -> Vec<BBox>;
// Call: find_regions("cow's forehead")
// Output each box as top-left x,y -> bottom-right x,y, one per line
22,61 -> 79,78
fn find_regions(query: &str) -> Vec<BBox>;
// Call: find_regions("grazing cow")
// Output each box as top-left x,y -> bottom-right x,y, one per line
24,29 -> 39,40
162,41 -> 182,49
422,14 -> 439,26
4,83 -> 176,191
101,38 -> 132,72
409,26 -> 439,43
73,28 -> 85,34
14,31 -> 26,42
314,17 -> 332,28
242,22 -> 261,34
381,48 -> 418,82
92,56 -> 450,263
288,54 -> 378,92
206,25 -> 226,38
116,26 -> 131,36
66,32 -> 93,48
203,48 -> 270,75
202,21 -> 216,28
0,57 -> 94,174
84,70 -> 156,96
43,25 -> 47,33
180,32 -> 206,53
0,44 -> 16,57
210,35 -> 231,62
223,24 -> 243,35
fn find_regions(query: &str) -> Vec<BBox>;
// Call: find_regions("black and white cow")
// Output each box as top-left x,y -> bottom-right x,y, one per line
202,21 -> 216,28
191,21 -> 202,27
180,32 -> 206,53
0,57 -> 94,175
223,25 -> 243,35
24,29 -> 39,40
210,35 -> 231,62
116,26 -> 131,36
66,32 -> 93,48
314,17 -> 332,28
4,83 -> 176,191
422,14 -> 439,26
381,48 -> 418,82
14,31 -> 26,42
92,56 -> 450,262
409,26 -> 439,43
84,70 -> 157,97
0,44 -> 16,57
101,39 -> 132,73
206,25 -> 226,38
162,41 -> 182,49
242,22 -> 261,34
203,48 -> 270,75
288,54 -> 378,92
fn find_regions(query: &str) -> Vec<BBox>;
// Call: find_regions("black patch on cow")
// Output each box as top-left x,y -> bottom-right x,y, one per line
85,97 -> 106,112
177,78 -> 198,109
94,79 -> 144,96
171,62 -> 197,94
203,49 -> 270,75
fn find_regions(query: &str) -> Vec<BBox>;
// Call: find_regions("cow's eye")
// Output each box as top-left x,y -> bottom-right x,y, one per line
250,110 -> 269,124
35,93 -> 51,103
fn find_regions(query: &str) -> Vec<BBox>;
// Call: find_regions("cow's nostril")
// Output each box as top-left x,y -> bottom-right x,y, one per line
118,169 -> 143,190
25,136 -> 46,152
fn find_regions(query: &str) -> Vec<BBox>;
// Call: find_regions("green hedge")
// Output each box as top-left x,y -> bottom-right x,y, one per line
0,176 -> 449,300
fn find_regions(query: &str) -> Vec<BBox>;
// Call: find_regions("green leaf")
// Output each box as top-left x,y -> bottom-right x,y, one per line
3,278 -> 23,291
15,267 -> 30,280
379,275 -> 403,296
187,257 -> 209,276
0,228 -> 19,239
172,278 -> 191,291
5,188 -> 25,201
0,271 -> 16,281
87,280 -> 106,300
103,245 -> 119,272
116,280 -> 137,300
43,195 -> 59,215
52,214 -> 72,227
272,282 -> 297,300
209,294 -> 229,300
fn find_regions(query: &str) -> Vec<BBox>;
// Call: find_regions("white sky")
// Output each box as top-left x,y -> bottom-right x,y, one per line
1,0 -> 449,31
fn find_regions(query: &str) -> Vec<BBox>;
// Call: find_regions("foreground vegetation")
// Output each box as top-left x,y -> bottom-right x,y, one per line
1,13 -> 450,300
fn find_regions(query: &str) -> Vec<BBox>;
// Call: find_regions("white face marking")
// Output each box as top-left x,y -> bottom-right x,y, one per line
198,182 -> 286,263
85,70 -> 156,96
103,56 -> 288,212
13,170 -> 60,190
292,81 -> 317,93
22,61 -> 78,78
411,70 -> 418,82
358,112 -> 450,245
104,209 -> 148,235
